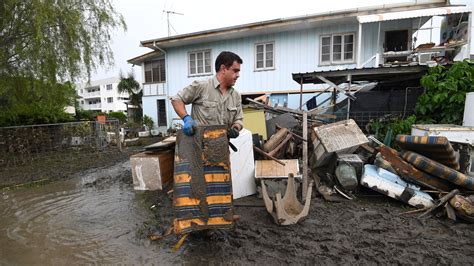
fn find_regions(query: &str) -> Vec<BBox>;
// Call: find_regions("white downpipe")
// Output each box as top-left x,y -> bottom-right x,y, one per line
375,21 -> 381,67
357,23 -> 362,68
152,42 -> 170,130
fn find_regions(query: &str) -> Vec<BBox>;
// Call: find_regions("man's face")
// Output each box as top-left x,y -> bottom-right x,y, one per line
221,61 -> 241,87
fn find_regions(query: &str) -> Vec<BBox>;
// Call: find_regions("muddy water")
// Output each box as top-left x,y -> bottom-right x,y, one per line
0,161 -> 178,265
2,160 -> 474,264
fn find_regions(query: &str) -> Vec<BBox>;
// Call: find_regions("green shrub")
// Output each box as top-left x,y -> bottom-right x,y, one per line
417,59 -> 474,124
108,111 -> 127,123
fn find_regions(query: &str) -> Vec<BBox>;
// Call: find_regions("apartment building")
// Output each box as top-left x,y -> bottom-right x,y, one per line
76,77 -> 129,113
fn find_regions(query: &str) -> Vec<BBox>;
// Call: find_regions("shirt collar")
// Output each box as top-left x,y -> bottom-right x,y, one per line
212,75 -> 234,93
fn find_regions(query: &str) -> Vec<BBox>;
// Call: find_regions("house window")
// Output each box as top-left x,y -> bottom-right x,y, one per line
106,84 -> 112,90
320,33 -> 355,65
81,100 -> 84,104
188,50 -> 212,76
157,99 -> 167,127
255,42 -> 274,70
145,59 -> 166,83
107,97 -> 113,103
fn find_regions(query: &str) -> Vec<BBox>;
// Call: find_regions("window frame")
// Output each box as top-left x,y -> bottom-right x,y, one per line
188,50 -> 212,77
319,32 -> 356,66
106,84 -> 113,90
254,41 -> 275,71
144,58 -> 166,84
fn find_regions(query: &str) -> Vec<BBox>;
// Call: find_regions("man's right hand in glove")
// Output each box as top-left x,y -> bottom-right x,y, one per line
182,115 -> 197,136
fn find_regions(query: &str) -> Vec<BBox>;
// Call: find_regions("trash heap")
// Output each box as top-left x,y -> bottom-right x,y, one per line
130,102 -> 474,238
310,121 -> 474,223
246,97 -> 473,224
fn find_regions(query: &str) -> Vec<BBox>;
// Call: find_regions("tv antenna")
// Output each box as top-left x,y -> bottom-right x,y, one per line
163,10 -> 184,36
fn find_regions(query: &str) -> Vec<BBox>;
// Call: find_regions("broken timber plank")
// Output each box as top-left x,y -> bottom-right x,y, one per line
419,189 -> 459,219
302,111 -> 309,198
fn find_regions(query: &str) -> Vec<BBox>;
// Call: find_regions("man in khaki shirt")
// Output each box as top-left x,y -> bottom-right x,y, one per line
171,51 -> 244,137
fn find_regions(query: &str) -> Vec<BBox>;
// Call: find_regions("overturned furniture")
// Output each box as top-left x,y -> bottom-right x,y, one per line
255,159 -> 313,225
361,164 -> 434,208
311,119 -> 368,167
261,174 -> 314,225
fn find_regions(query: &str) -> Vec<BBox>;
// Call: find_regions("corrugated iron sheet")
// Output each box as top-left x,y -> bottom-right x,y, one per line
357,6 -> 471,23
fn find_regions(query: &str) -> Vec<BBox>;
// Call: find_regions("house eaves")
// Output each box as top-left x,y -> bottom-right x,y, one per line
127,50 -> 164,65
140,0 -> 450,49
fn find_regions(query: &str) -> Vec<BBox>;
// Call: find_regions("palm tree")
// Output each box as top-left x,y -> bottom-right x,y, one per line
118,71 -> 143,124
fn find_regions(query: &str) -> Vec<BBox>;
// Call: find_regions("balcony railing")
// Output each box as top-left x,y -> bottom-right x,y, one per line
86,103 -> 102,109
143,83 -> 166,96
83,91 -> 101,98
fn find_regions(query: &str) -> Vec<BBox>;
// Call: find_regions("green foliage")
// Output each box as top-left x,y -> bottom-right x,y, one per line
417,59 -> 474,124
108,111 -> 127,124
118,72 -> 143,123
75,108 -> 99,121
143,115 -> 154,133
0,0 -> 126,127
0,77 -> 76,126
367,115 -> 417,147
1,0 -> 126,83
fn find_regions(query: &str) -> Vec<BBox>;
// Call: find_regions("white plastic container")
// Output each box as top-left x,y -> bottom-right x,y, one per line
463,92 -> 474,127
230,128 -> 256,199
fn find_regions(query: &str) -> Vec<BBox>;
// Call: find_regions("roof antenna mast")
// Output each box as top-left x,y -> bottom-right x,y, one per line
163,10 -> 184,37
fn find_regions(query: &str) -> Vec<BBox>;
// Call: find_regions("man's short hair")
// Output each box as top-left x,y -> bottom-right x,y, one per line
215,51 -> 243,72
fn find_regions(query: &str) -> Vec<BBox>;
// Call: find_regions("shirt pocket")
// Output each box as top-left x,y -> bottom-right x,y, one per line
226,106 -> 238,126
201,100 -> 219,123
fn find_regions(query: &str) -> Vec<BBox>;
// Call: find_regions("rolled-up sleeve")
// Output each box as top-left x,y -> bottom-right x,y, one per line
171,80 -> 201,104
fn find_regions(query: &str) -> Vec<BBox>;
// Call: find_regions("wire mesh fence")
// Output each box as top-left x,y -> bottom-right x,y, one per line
335,110 -> 415,132
0,120 -> 125,187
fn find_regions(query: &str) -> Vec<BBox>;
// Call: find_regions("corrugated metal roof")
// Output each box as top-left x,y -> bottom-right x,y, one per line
292,65 -> 429,84
140,1 -> 451,49
357,6 -> 471,23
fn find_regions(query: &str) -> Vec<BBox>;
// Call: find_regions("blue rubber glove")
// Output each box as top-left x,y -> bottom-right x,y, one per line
182,115 -> 197,136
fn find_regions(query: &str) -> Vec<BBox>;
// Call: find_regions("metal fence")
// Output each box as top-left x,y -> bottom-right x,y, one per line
0,120 -> 124,186
336,110 -> 415,132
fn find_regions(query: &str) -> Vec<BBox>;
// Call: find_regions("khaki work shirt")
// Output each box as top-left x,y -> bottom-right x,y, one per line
172,76 -> 244,129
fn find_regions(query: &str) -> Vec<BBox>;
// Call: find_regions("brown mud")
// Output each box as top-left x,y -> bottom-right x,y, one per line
2,141 -> 473,264
149,187 -> 474,265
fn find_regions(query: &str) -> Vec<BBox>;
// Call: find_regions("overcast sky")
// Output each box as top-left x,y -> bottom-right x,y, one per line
90,0 -> 472,82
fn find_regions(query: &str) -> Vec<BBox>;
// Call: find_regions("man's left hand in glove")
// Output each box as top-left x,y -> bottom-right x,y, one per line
227,124 -> 242,139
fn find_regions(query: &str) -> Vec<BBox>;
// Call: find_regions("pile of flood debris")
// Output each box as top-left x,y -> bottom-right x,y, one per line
129,100 -> 474,241
246,97 -> 474,224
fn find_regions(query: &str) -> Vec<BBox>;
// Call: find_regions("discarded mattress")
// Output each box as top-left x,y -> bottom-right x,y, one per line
173,125 -> 234,235
396,135 -> 459,170
401,151 -> 474,190
361,164 -> 434,208
379,145 -> 454,192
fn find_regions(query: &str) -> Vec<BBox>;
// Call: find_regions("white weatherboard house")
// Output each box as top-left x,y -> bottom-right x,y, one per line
76,77 -> 130,114
128,0 -> 472,132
